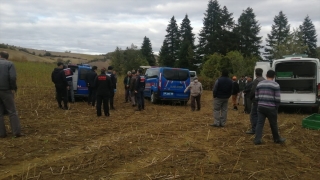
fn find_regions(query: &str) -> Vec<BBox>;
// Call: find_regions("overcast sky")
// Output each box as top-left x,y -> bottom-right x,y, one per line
0,0 -> 319,55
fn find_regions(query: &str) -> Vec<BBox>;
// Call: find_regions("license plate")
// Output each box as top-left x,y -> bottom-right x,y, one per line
163,92 -> 173,96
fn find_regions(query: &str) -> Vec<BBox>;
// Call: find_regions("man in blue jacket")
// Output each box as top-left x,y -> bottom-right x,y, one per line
0,51 -> 23,138
210,69 -> 233,127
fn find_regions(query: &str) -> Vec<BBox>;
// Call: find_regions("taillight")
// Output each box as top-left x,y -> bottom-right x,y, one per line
158,73 -> 162,89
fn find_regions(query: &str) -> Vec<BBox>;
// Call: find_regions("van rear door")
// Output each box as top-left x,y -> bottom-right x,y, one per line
161,68 -> 190,99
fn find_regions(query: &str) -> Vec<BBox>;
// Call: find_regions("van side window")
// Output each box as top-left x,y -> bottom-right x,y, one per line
147,69 -> 160,78
79,68 -> 90,80
163,69 -> 189,81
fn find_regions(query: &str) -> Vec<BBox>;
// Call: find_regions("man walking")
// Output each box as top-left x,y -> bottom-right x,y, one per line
123,71 -> 132,103
184,77 -> 203,111
0,51 -> 23,138
86,66 -> 97,106
254,70 -> 285,145
106,66 -> 117,110
94,68 -> 113,117
135,69 -> 145,111
246,68 -> 265,134
210,69 -> 233,127
52,62 -> 69,110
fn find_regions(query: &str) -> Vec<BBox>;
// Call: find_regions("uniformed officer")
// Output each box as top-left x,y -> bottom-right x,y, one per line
134,69 -> 146,111
106,66 -> 117,110
94,68 -> 113,117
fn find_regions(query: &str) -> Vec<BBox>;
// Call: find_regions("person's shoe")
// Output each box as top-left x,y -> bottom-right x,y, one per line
63,106 -> 69,110
246,130 -> 255,134
14,133 -> 25,138
274,138 -> 286,144
254,140 -> 262,145
233,106 -> 238,111
191,109 -> 195,111
110,107 -> 115,110
105,113 -> 110,117
135,109 -> 141,111
196,109 -> 200,111
210,124 -> 220,127
132,104 -> 136,107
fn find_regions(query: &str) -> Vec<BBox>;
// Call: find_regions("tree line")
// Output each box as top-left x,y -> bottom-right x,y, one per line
110,0 -> 318,78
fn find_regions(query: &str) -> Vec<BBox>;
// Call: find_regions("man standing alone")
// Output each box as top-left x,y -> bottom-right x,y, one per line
0,51 -> 23,138
94,68 -> 112,117
254,70 -> 285,145
210,69 -> 233,127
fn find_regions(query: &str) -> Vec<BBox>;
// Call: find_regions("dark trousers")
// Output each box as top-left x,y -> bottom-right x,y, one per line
109,91 -> 115,108
96,94 -> 109,116
125,89 -> 130,102
136,91 -> 144,110
0,90 -> 21,136
88,87 -> 96,106
249,102 -> 258,132
55,86 -> 68,108
244,96 -> 252,113
255,106 -> 280,142
190,95 -> 201,110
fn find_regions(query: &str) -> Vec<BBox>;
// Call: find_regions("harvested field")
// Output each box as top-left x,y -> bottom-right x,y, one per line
0,62 -> 319,180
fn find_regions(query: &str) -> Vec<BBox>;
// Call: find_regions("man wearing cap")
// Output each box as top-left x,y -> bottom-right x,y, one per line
184,77 -> 203,111
123,71 -> 132,103
0,51 -> 23,138
106,66 -> 117,110
231,76 -> 240,110
94,68 -> 112,117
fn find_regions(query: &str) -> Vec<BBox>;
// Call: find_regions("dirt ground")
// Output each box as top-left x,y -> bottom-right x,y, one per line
1,83 -> 320,180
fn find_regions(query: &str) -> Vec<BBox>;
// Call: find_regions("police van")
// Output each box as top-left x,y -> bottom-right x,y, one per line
143,67 -> 191,104
254,55 -> 320,112
68,64 -> 91,97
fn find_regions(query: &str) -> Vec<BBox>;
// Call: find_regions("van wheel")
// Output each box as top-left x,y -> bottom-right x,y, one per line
151,92 -> 157,104
311,106 -> 319,113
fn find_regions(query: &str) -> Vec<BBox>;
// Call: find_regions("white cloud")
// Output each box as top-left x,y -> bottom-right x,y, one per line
0,0 -> 319,54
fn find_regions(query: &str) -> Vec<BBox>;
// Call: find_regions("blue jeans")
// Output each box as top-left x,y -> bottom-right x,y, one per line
255,106 -> 280,142
250,102 -> 258,132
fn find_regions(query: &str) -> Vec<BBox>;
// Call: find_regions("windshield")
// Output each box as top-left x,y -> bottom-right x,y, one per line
190,71 -> 196,77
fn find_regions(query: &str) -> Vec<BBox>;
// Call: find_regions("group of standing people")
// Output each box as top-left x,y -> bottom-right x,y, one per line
211,68 -> 285,145
122,69 -> 146,111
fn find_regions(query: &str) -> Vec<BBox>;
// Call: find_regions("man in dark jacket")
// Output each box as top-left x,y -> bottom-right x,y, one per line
94,68 -> 113,117
0,51 -> 23,138
246,68 -> 265,134
51,62 -> 69,110
129,70 -> 137,106
210,69 -> 233,127
85,66 -> 97,106
106,66 -> 117,110
123,71 -> 132,103
63,65 -> 74,103
134,69 -> 145,111
243,76 -> 253,114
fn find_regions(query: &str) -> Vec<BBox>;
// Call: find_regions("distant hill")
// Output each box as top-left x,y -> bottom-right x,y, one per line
0,44 -> 111,68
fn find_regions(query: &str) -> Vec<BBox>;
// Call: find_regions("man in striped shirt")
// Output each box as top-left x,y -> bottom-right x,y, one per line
254,70 -> 285,145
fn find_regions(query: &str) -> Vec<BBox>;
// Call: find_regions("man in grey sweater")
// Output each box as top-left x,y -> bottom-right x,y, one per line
184,77 -> 203,111
0,51 -> 23,138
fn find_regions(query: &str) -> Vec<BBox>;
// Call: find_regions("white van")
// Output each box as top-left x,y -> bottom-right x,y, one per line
254,55 -> 320,112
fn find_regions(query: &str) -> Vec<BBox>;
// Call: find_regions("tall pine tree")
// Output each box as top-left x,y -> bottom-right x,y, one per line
300,15 -> 318,58
236,7 -> 262,57
196,0 -> 234,62
141,36 -> 156,66
265,11 -> 291,60
159,16 -> 180,67
176,14 -> 196,69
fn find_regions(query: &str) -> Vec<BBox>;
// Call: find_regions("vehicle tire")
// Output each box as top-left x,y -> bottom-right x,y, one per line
311,105 -> 319,113
151,92 -> 157,104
